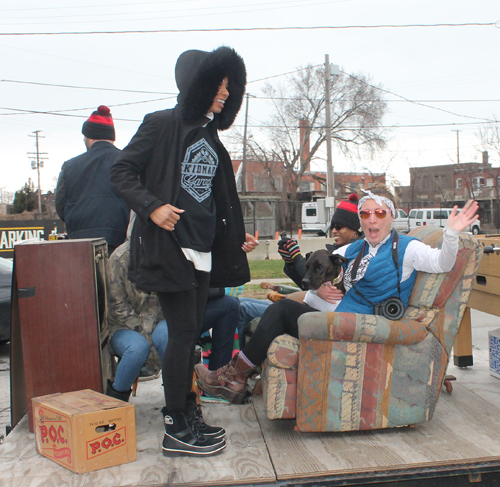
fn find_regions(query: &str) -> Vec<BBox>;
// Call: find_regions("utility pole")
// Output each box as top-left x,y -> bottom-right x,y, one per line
325,54 -> 334,199
241,93 -> 256,196
28,130 -> 48,213
452,129 -> 461,164
324,56 -> 340,200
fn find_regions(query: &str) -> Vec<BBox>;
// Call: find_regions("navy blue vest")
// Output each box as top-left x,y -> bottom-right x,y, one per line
336,231 -> 417,314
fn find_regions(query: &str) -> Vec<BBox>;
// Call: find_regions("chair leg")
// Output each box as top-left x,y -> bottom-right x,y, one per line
131,377 -> 139,397
443,374 -> 456,394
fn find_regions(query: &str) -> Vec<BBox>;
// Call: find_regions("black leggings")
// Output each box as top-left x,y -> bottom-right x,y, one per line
242,299 -> 315,366
157,269 -> 210,413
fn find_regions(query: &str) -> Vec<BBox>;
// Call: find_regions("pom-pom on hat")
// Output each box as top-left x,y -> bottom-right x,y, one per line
330,193 -> 361,232
82,105 -> 115,141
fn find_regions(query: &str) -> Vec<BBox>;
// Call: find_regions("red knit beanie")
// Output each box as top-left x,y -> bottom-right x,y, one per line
82,105 -> 115,141
330,193 -> 361,232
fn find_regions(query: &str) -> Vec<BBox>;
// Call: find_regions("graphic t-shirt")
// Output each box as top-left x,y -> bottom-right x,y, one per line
174,124 -> 219,252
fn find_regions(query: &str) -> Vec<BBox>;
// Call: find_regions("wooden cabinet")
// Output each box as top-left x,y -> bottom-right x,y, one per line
10,239 -> 111,431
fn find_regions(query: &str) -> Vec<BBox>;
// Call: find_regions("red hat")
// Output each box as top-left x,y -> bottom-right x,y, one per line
330,193 -> 360,232
82,105 -> 115,141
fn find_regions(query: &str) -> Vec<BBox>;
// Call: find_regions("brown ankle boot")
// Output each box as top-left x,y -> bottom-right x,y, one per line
194,354 -> 255,404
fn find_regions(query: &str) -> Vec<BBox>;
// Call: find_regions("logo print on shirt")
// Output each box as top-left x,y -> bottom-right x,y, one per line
181,139 -> 219,202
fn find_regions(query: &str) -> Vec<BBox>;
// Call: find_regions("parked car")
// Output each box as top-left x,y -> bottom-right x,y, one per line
0,257 -> 13,343
408,208 -> 481,235
393,209 -> 409,234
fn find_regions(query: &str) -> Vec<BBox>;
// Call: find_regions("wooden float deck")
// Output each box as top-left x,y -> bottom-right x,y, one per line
1,358 -> 500,487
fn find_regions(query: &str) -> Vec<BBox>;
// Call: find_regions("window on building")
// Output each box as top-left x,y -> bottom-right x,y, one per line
346,182 -> 360,193
472,177 -> 486,188
456,178 -> 462,189
487,178 -> 494,187
299,181 -> 312,192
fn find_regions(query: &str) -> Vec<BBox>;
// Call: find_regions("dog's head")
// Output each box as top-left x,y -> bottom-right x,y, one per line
302,249 -> 347,291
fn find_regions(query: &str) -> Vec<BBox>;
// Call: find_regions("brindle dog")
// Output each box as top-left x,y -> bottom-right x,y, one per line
302,249 -> 347,294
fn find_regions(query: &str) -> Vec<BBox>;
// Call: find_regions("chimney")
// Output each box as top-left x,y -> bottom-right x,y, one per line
482,150 -> 489,165
299,119 -> 310,171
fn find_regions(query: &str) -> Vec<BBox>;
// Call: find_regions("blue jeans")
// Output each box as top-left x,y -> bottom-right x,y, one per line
201,295 -> 240,370
110,320 -> 169,392
238,298 -> 270,350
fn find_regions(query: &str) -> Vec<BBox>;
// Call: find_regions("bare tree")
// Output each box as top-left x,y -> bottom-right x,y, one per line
478,116 -> 500,159
0,188 -> 14,205
231,64 -> 388,225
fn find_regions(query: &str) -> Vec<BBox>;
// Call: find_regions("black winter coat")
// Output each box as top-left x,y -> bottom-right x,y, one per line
110,47 -> 250,293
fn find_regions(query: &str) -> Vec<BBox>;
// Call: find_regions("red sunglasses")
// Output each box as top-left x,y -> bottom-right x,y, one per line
359,209 -> 390,220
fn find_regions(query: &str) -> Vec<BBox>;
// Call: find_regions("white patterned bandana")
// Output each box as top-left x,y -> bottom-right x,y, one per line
358,189 -> 395,217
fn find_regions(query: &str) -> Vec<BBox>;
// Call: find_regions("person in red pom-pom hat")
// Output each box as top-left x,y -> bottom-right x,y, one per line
55,105 -> 129,254
82,105 -> 115,142
329,193 -> 363,247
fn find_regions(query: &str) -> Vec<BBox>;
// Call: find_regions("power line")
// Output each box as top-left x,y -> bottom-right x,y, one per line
248,65 -> 322,84
0,0 -> 195,11
342,71 -> 497,124
1,0 -> 336,22
0,78 -> 175,95
0,22 -> 497,36
0,102 -> 171,120
4,77 -> 500,105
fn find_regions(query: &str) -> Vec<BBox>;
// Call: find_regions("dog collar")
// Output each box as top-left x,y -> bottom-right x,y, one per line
330,267 -> 344,286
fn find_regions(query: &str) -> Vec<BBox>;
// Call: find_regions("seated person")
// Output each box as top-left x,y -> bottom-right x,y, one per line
237,298 -> 271,350
106,240 -> 241,401
277,193 -> 362,289
195,186 -> 479,404
236,195 -> 363,351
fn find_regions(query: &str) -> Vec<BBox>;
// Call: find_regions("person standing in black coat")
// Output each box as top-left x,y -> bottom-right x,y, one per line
55,106 -> 130,254
110,46 -> 258,457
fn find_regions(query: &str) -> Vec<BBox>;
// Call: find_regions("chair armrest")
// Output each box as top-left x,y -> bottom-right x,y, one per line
298,306 -> 437,346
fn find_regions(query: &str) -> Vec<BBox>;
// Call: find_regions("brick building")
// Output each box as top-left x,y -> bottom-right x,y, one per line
395,151 -> 500,231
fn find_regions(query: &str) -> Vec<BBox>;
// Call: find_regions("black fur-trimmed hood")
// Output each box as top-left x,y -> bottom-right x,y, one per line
174,46 -> 246,130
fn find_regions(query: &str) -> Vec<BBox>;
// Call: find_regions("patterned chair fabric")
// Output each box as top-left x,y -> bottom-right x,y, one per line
262,227 -> 482,432
262,334 -> 299,419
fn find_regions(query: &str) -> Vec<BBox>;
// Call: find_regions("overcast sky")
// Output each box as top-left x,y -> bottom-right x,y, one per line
1,0 -> 499,198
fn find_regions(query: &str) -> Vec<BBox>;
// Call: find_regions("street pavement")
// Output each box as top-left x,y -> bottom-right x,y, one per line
1,308 -> 499,441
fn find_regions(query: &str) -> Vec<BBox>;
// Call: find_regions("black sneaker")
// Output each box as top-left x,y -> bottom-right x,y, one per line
162,412 -> 226,457
191,404 -> 226,439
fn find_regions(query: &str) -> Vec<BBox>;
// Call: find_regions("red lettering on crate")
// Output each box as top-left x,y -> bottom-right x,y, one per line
38,423 -> 67,444
87,427 -> 126,460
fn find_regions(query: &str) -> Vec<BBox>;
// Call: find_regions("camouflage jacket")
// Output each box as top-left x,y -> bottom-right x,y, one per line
106,240 -> 163,371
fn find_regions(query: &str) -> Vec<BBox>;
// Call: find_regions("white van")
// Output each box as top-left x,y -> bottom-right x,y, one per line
393,209 -> 409,234
408,208 -> 481,235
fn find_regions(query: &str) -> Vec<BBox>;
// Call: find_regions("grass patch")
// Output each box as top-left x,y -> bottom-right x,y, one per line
242,259 -> 297,299
248,259 -> 288,279
240,284 -> 270,300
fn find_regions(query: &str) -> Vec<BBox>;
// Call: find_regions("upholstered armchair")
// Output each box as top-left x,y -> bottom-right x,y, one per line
261,227 -> 482,432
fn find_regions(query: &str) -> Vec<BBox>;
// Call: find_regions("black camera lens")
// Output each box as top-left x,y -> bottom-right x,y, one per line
381,297 -> 405,321
386,304 -> 399,316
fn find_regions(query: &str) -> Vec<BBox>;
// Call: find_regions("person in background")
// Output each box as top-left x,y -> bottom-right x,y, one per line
195,186 -> 478,404
55,105 -> 130,254
105,238 -> 167,402
110,47 -> 257,457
